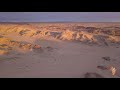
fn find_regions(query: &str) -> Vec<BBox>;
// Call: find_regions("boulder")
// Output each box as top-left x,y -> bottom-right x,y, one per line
33,45 -> 41,49
102,56 -> 111,61
84,72 -> 104,78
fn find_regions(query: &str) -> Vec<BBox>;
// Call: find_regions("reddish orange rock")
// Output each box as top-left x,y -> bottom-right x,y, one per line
33,45 -> 41,49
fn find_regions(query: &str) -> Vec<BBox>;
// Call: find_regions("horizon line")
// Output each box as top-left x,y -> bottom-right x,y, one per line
1,21 -> 120,23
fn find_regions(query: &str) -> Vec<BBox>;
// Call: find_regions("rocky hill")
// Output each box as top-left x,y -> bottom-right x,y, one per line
0,23 -> 120,48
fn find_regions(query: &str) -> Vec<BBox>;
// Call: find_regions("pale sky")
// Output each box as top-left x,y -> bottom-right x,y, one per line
0,12 -> 120,22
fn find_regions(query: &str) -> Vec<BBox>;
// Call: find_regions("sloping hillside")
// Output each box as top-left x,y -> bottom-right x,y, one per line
0,23 -> 120,46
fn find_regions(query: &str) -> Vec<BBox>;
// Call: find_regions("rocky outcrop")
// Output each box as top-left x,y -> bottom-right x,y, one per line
84,72 -> 104,78
33,45 -> 41,49
0,35 -> 43,55
51,30 -> 120,46
0,23 -> 120,46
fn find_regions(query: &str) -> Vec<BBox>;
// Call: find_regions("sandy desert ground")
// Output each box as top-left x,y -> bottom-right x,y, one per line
0,22 -> 120,78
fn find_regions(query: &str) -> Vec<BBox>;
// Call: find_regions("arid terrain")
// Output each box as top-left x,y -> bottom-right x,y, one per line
0,22 -> 120,78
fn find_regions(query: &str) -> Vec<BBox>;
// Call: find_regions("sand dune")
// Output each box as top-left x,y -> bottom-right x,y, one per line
0,23 -> 120,78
